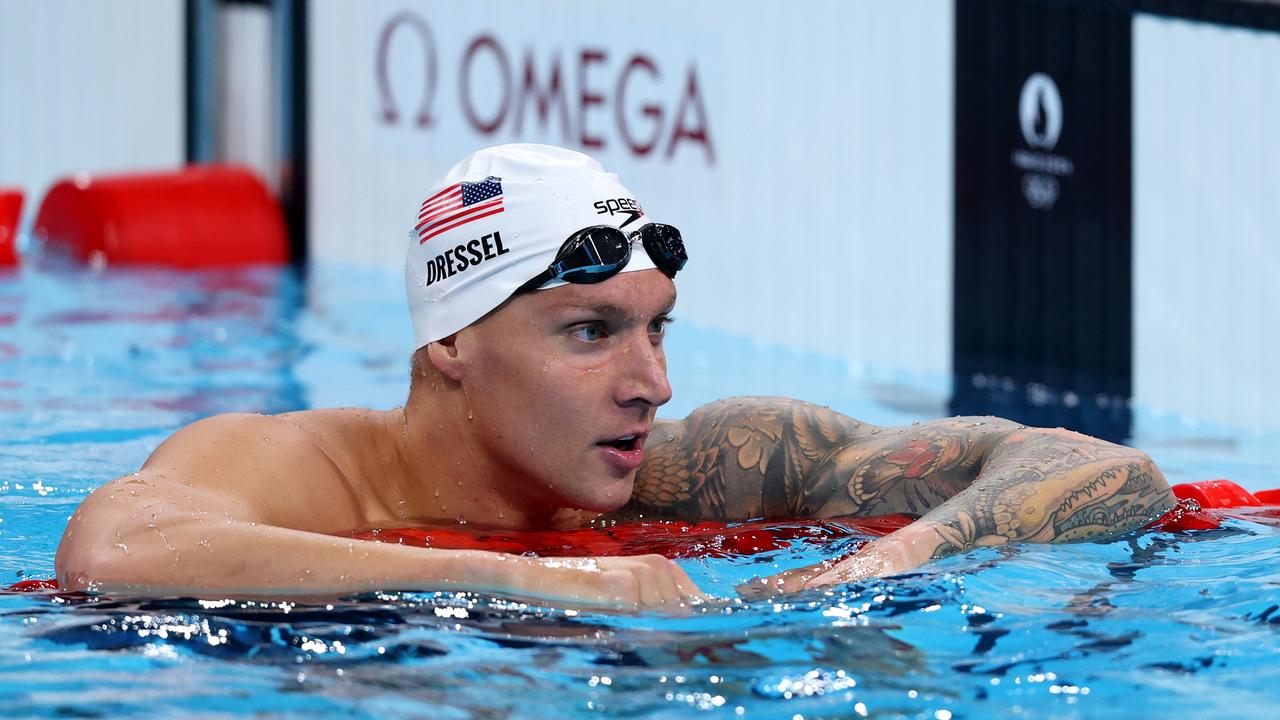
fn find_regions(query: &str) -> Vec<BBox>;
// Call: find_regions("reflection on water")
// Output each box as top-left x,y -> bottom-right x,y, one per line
8,522 -> 1279,719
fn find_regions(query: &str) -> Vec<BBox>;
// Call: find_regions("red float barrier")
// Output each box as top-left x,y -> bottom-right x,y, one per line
345,515 -> 916,560
8,482 -> 1278,593
1254,488 -> 1280,505
356,485 -> 1280,556
1171,478 -> 1262,509
5,579 -> 58,593
33,165 -> 288,268
1155,479 -> 1280,532
0,189 -> 22,267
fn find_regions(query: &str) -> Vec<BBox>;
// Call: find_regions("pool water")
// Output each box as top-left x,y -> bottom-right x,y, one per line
3,262 -> 1280,718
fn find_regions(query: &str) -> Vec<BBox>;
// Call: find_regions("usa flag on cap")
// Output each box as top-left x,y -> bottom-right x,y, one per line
415,176 -> 504,243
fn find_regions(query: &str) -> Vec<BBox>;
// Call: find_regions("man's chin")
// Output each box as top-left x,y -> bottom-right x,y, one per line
570,474 -> 635,513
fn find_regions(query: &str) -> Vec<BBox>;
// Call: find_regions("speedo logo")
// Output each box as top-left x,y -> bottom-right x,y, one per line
593,198 -> 645,228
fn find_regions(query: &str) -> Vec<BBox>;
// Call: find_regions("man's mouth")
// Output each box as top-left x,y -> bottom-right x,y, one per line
595,431 -> 649,473
597,434 -> 642,452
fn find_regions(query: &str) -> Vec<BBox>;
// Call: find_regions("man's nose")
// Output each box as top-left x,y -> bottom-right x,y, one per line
615,333 -> 672,408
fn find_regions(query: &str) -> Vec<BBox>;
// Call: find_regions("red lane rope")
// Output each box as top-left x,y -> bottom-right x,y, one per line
344,514 -> 916,559
6,579 -> 59,592
0,188 -> 22,267
33,165 -> 287,268
9,481 -> 1277,592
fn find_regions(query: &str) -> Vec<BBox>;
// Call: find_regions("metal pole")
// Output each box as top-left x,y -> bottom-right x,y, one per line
185,0 -> 219,164
273,0 -> 308,263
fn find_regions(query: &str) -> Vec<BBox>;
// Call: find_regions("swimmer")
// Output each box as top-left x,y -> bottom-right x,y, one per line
54,144 -> 1176,608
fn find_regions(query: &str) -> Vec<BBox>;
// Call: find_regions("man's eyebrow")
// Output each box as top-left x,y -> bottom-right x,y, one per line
551,296 -> 677,319
577,303 -> 644,318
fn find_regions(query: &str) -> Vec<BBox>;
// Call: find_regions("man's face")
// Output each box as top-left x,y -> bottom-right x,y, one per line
455,268 -> 676,513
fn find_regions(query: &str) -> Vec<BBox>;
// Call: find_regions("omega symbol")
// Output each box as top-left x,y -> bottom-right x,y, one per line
376,12 -> 438,128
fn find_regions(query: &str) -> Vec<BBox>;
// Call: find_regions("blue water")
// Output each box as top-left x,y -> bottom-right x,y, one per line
3,263 -> 1280,718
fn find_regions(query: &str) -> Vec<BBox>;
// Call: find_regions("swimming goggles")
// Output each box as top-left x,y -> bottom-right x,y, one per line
516,223 -> 687,293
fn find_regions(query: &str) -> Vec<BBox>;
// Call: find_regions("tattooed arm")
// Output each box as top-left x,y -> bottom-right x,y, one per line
624,397 -> 1175,588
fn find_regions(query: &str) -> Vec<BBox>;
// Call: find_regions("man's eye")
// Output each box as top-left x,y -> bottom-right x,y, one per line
649,315 -> 675,335
570,323 -> 608,342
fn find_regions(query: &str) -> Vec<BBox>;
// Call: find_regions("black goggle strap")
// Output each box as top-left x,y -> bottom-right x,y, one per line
516,266 -> 557,294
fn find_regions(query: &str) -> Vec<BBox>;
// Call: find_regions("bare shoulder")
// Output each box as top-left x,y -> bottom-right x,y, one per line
144,412 -> 336,481
55,410 -> 381,589
129,411 -> 365,529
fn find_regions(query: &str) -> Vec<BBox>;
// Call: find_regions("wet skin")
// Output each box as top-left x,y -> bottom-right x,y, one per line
54,269 -> 1175,604
54,270 -> 706,607
411,269 -> 678,526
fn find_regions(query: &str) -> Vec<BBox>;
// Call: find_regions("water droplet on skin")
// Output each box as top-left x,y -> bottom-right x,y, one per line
869,428 -> 881,435
456,515 -> 468,525
466,410 -> 474,420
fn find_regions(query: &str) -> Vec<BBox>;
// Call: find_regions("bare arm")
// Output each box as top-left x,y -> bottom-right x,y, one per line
627,398 -> 1175,587
55,414 -> 703,608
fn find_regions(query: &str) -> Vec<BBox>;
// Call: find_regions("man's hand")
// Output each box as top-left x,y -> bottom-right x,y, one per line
742,523 -> 939,597
743,516 -> 999,598
493,553 -> 709,610
740,427 -> 1176,597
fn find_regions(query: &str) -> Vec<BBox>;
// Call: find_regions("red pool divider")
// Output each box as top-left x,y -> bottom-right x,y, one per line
1173,479 -> 1261,508
33,165 -> 287,268
1152,479 -> 1280,532
9,481 -> 1277,593
1252,488 -> 1280,505
6,579 -> 58,592
345,514 -> 916,560
0,189 -> 22,267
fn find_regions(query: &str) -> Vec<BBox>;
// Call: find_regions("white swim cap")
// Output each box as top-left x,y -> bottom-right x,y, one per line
405,144 -> 660,348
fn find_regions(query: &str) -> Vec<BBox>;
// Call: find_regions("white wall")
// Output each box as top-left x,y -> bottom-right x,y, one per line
1133,14 -> 1280,433
0,1 -> 184,220
309,0 -> 954,382
216,4 -> 277,192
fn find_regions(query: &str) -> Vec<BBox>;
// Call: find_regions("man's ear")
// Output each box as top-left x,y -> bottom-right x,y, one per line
426,333 -> 467,382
